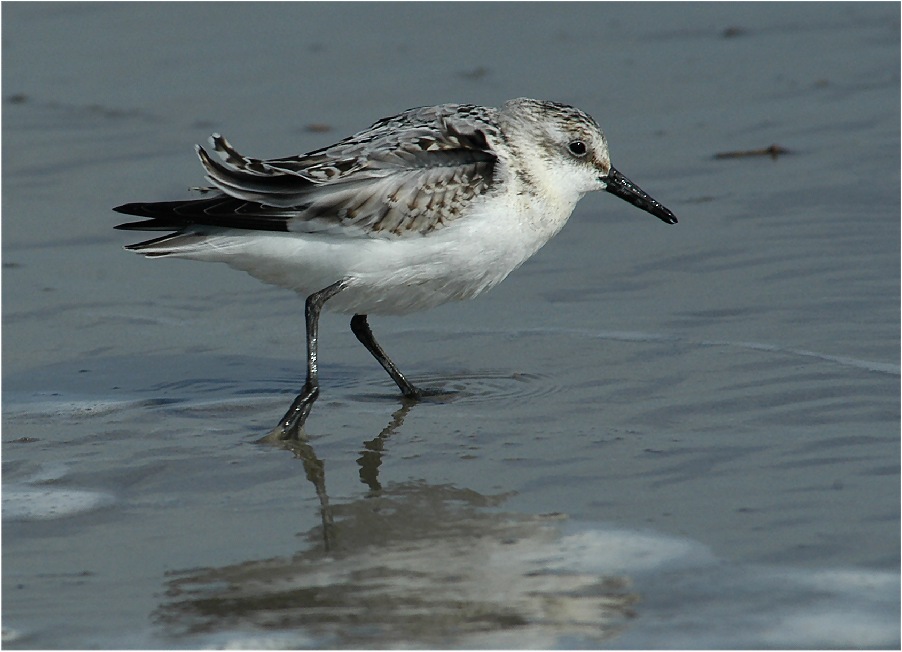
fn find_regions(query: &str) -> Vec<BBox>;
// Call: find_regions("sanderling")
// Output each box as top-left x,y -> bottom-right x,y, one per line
115,98 -> 677,439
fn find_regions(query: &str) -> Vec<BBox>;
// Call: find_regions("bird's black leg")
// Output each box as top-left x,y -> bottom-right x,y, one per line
274,279 -> 347,440
350,314 -> 423,399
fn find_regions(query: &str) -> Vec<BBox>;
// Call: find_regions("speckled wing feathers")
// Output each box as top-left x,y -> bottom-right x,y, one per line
118,104 -> 502,239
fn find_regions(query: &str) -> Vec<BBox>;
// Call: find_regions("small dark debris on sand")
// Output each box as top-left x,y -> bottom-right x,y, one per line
715,144 -> 791,160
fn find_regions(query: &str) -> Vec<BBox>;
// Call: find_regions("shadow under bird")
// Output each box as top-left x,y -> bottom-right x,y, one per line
115,98 -> 677,440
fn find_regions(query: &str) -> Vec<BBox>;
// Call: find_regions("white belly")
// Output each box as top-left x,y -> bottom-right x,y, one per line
163,195 -> 575,315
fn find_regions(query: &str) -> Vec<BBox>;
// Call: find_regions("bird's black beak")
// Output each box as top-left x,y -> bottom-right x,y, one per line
603,167 -> 677,224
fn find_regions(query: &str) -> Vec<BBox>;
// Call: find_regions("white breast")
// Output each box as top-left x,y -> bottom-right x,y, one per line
172,188 -> 579,316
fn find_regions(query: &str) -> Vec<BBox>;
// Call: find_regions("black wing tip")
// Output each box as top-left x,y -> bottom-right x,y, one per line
113,208 -> 186,232
114,219 -> 171,231
113,201 -> 190,231
112,202 -> 171,222
112,197 -> 292,233
113,202 -> 143,216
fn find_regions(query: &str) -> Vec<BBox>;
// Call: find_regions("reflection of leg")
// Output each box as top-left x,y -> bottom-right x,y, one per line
282,438 -> 334,552
350,314 -> 422,399
274,280 -> 347,440
357,401 -> 416,492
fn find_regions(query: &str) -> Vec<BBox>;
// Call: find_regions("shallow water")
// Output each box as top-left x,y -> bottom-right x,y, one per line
3,3 -> 899,648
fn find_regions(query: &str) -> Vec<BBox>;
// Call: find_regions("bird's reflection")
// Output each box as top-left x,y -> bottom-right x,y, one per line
356,397 -> 416,492
260,398 -> 417,551
154,402 -> 639,647
155,486 -> 637,648
273,434 -> 336,550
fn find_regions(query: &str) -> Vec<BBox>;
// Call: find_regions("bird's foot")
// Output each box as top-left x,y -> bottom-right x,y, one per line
401,384 -> 456,402
257,383 -> 318,442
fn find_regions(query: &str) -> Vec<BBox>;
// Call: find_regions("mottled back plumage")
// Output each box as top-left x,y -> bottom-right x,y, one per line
116,103 -> 503,240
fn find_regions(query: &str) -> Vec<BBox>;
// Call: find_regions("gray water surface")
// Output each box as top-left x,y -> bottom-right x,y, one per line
3,3 -> 899,648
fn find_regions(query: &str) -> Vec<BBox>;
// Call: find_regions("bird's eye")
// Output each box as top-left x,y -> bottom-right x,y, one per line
568,140 -> 588,157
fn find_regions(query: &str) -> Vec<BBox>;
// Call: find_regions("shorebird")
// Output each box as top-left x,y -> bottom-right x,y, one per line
115,98 -> 677,439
